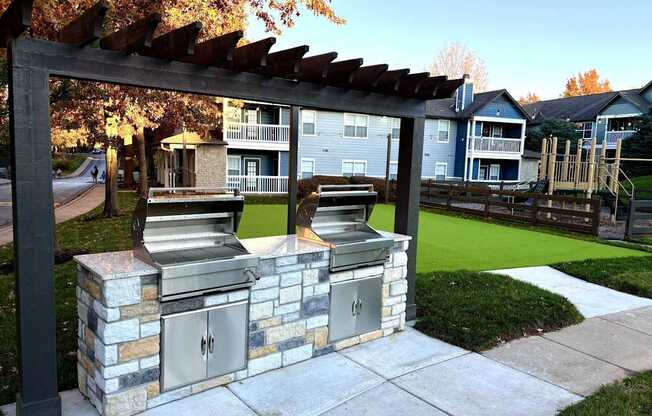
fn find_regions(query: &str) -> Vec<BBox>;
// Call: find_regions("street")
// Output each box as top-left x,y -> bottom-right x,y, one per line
0,156 -> 106,226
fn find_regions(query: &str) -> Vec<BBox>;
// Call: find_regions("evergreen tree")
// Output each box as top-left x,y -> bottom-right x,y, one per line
621,112 -> 652,177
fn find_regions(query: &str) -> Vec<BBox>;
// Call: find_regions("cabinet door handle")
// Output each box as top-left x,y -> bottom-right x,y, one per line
200,335 -> 207,356
352,300 -> 357,316
357,298 -> 363,315
208,334 -> 215,354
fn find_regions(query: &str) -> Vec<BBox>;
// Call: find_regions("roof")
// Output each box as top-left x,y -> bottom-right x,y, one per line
161,132 -> 224,145
522,149 -> 541,159
458,89 -> 531,120
425,90 -> 531,121
641,80 -> 652,94
525,83 -> 652,124
425,98 -> 457,118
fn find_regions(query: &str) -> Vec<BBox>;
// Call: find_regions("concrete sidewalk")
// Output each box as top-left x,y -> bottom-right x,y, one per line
0,185 -> 105,246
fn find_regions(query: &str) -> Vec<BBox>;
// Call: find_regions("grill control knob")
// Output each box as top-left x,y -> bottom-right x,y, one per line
245,268 -> 261,281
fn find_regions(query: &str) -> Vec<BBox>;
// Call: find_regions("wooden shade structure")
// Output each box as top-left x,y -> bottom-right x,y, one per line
0,1 -> 464,415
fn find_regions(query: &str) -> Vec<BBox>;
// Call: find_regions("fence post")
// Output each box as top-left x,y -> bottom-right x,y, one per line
591,197 -> 601,236
485,191 -> 490,218
427,179 -> 432,203
532,195 -> 539,225
625,199 -> 636,240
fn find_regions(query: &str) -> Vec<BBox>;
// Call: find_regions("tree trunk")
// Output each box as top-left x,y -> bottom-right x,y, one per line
135,128 -> 148,196
103,143 -> 120,217
123,144 -> 135,188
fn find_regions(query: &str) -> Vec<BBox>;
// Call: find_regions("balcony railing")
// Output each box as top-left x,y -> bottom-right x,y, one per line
227,175 -> 289,194
468,137 -> 522,153
224,122 -> 289,144
606,130 -> 636,145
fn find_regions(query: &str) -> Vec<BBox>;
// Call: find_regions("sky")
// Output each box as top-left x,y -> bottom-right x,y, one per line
247,0 -> 652,100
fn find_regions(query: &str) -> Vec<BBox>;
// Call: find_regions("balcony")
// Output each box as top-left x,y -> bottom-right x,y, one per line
224,122 -> 289,150
606,130 -> 636,145
467,137 -> 522,157
227,175 -> 289,194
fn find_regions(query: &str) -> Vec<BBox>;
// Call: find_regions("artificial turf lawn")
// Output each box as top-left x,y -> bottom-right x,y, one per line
239,204 -> 646,272
553,256 -> 652,299
559,371 -> 652,416
414,271 -> 583,351
0,193 -> 644,404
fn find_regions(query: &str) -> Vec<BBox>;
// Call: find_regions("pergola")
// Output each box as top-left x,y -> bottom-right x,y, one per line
1,1 -> 464,414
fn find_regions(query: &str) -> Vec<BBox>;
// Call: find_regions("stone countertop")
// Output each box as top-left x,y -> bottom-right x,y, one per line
74,232 -> 411,280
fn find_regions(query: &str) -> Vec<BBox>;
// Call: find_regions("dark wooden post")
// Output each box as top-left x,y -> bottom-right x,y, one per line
395,117 -> 425,321
8,42 -> 62,416
287,106 -> 299,234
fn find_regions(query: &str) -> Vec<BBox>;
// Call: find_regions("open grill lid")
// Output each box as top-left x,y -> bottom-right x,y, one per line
132,187 -> 249,269
296,184 -> 383,244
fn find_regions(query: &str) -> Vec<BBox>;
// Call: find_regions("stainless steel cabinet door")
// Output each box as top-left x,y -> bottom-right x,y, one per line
329,276 -> 382,342
354,276 -> 382,335
161,311 -> 208,391
329,279 -> 359,342
207,301 -> 248,378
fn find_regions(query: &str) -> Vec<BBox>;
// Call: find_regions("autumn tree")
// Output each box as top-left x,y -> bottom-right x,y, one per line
562,69 -> 612,97
518,92 -> 540,106
428,43 -> 488,92
1,0 -> 344,215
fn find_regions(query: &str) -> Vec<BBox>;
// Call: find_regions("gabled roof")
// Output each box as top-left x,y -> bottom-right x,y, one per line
458,89 -> 531,120
616,90 -> 651,113
524,91 -> 618,123
641,80 -> 652,94
425,98 -> 457,119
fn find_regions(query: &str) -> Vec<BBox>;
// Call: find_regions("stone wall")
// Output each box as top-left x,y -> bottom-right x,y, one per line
194,144 -> 226,188
75,237 -> 409,416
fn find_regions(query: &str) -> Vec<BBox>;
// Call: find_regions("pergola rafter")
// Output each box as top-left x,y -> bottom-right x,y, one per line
0,2 -> 465,415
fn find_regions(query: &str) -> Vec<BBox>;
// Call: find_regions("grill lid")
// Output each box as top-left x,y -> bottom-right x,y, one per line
132,187 -> 249,268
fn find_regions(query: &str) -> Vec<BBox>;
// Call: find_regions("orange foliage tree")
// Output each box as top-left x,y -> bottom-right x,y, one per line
518,92 -> 540,105
1,0 -> 344,215
562,69 -> 612,97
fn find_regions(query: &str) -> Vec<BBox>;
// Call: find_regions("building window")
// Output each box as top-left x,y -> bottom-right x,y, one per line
302,110 -> 316,135
390,118 -> 401,140
342,160 -> 367,177
389,161 -> 398,180
608,117 -> 641,132
575,122 -> 593,139
492,125 -> 503,138
344,114 -> 368,138
489,164 -> 501,181
227,156 -> 241,176
438,120 -> 450,143
301,159 -> 315,179
435,163 -> 447,181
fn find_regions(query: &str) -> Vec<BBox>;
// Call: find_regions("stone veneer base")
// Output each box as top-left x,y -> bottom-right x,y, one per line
74,233 -> 410,416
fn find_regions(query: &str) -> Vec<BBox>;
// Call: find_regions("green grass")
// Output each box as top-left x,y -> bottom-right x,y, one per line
239,204 -> 646,272
559,371 -> 652,416
0,194 -> 645,405
553,257 -> 652,299
414,271 -> 583,351
52,155 -> 86,175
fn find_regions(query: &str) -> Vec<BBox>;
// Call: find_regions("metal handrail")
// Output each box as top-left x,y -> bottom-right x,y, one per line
318,184 -> 375,193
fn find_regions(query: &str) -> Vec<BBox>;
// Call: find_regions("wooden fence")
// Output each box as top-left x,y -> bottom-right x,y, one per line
420,181 -> 602,235
626,199 -> 652,238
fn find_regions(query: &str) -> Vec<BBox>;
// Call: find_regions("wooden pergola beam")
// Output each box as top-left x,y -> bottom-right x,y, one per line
0,0 -> 33,46
182,30 -> 243,66
433,79 -> 464,98
231,37 -> 276,71
375,68 -> 410,93
57,0 -> 108,46
99,12 -> 162,54
142,21 -> 203,60
297,52 -> 338,83
264,45 -> 310,77
350,64 -> 388,90
416,75 -> 447,99
325,58 -> 363,85
398,72 -> 429,96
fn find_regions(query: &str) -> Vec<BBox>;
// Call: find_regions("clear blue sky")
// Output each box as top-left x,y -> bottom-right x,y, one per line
247,0 -> 651,100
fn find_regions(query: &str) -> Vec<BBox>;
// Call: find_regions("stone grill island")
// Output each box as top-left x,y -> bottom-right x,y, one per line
74,188 -> 410,416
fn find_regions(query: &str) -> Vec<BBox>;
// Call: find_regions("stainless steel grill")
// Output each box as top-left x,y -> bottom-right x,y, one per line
296,184 -> 393,271
132,187 -> 259,301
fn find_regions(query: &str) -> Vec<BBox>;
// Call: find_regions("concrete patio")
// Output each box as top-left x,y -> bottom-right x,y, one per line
4,268 -> 652,416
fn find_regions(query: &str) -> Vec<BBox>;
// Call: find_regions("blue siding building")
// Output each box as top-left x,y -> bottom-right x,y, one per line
221,78 -> 532,192
525,80 -> 652,149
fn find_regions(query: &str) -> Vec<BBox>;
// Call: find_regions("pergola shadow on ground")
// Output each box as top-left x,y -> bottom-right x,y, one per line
0,1 -> 464,414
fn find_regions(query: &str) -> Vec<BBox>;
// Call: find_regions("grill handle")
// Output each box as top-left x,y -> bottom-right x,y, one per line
318,184 -> 374,193
148,187 -> 238,198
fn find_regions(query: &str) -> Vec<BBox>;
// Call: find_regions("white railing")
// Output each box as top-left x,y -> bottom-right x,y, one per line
227,175 -> 289,194
468,137 -> 522,153
225,122 -> 289,144
606,131 -> 636,145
